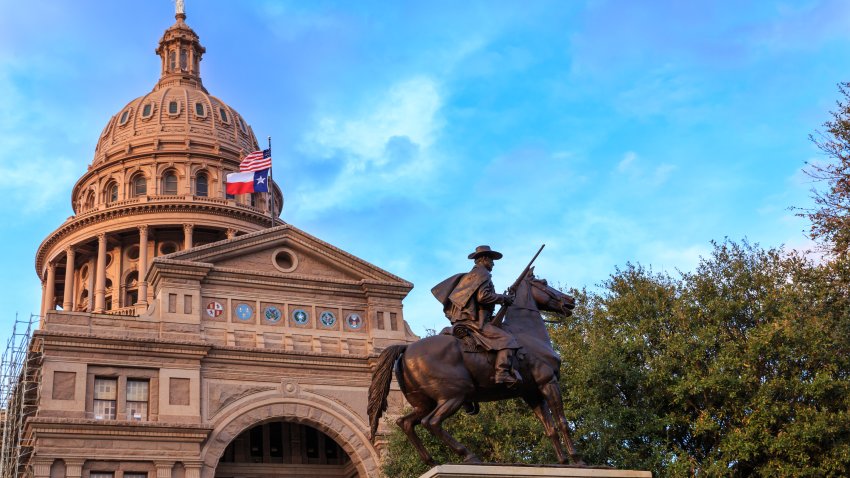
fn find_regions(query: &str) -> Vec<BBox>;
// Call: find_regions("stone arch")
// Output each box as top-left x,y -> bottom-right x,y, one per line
200,390 -> 379,478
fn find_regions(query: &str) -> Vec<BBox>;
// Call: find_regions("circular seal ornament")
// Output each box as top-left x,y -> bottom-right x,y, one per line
264,306 -> 282,323
292,308 -> 309,325
206,301 -> 224,318
346,313 -> 363,329
319,311 -> 337,328
235,303 -> 254,321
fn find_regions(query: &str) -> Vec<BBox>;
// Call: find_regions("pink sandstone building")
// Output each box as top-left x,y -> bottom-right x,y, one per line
3,9 -> 417,478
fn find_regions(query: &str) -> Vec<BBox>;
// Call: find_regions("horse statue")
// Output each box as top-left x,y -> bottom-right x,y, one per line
368,268 -> 584,465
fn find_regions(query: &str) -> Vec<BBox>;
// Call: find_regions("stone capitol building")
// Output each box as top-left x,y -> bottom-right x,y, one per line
1,8 -> 418,478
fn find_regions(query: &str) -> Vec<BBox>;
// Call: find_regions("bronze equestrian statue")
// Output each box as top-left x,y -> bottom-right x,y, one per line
368,245 -> 585,466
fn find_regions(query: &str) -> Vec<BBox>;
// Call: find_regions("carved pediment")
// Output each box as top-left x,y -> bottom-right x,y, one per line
161,224 -> 411,288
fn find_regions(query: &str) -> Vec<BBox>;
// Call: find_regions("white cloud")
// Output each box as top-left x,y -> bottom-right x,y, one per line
295,76 -> 444,214
617,151 -> 637,172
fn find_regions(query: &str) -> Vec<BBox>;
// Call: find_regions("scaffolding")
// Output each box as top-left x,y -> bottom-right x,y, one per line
0,314 -> 42,478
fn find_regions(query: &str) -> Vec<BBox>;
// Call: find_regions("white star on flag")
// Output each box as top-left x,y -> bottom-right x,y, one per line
256,176 -> 266,185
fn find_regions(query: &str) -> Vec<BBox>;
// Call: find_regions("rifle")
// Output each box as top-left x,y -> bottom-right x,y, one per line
491,244 -> 545,327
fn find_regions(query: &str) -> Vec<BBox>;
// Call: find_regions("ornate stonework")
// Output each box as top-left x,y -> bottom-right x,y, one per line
28,8 -> 415,478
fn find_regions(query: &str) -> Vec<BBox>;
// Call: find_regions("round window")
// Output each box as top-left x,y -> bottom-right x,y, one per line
272,248 -> 298,273
160,242 -> 178,255
126,245 -> 140,261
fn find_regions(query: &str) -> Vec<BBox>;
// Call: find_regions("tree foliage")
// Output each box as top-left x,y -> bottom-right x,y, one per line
803,82 -> 850,255
382,241 -> 850,477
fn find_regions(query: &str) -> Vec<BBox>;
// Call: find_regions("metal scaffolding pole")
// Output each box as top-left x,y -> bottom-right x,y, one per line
0,314 -> 42,478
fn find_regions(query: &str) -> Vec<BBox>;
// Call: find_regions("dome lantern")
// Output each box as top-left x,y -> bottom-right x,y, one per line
154,6 -> 206,92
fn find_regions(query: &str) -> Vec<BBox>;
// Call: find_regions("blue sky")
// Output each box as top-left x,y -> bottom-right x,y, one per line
0,0 -> 846,341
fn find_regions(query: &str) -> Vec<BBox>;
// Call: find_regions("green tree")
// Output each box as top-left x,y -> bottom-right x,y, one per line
802,82 -> 850,255
382,242 -> 850,477
554,241 -> 850,477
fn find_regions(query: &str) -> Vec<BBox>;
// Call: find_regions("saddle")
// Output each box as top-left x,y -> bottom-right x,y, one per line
440,324 -> 487,353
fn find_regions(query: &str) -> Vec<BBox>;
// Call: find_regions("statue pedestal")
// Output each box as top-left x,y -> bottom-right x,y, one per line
419,464 -> 652,478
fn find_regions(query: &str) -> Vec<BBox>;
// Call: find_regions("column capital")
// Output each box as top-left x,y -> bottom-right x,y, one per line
46,262 -> 56,271
138,224 -> 149,234
97,232 -> 107,241
226,228 -> 238,239
183,223 -> 194,232
65,245 -> 76,255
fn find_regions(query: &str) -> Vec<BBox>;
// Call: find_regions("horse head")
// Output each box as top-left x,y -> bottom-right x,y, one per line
525,268 -> 575,318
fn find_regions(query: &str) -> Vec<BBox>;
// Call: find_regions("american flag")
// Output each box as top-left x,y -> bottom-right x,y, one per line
239,149 -> 272,172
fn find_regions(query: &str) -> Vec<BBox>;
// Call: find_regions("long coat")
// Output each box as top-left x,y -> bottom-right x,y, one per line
431,265 -> 519,351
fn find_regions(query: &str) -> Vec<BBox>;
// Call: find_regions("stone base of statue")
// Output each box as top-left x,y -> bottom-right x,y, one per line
419,464 -> 652,478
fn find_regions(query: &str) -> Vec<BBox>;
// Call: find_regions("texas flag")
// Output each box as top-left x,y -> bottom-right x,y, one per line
226,168 -> 269,195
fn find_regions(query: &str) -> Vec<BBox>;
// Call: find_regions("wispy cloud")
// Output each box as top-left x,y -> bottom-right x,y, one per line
294,76 -> 444,214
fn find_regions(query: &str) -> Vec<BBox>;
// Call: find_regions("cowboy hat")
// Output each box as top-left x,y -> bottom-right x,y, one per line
468,245 -> 503,260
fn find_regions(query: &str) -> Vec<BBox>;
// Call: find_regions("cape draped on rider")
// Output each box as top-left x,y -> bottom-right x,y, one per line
431,265 -> 520,351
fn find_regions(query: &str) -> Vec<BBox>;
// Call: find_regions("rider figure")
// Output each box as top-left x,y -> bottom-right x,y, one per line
432,245 -> 522,387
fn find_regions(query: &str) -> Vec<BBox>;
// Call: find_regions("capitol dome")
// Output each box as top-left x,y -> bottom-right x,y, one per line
36,10 -> 283,316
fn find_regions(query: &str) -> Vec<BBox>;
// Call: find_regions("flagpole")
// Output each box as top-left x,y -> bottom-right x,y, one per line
267,136 -> 275,228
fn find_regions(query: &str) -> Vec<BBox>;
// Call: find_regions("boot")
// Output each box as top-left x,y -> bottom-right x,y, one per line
494,349 -> 521,387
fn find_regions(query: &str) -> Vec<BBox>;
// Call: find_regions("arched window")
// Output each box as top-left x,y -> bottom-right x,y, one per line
124,271 -> 139,307
84,191 -> 95,210
180,49 -> 188,70
169,101 -> 178,115
105,182 -> 118,204
131,174 -> 147,197
163,171 -> 178,195
196,172 -> 208,197
169,51 -> 176,71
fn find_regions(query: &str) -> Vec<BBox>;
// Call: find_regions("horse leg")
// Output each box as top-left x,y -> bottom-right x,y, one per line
421,397 -> 480,463
540,380 -> 585,465
524,395 -> 569,464
396,405 -> 437,466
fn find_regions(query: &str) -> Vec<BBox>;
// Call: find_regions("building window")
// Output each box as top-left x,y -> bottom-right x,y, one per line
131,175 -> 147,197
169,101 -> 178,115
196,173 -> 208,197
219,107 -> 229,123
91,473 -> 114,478
106,182 -> 118,204
169,51 -> 176,71
195,102 -> 205,117
163,171 -> 178,195
84,191 -> 95,210
119,110 -> 130,125
238,117 -> 247,133
126,379 -> 149,421
93,377 -> 117,420
180,49 -> 188,70
124,271 -> 139,307
124,474 -> 147,478
141,103 -> 153,118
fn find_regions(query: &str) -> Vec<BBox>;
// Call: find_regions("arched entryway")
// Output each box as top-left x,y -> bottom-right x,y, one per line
215,419 -> 356,478
200,393 -> 380,478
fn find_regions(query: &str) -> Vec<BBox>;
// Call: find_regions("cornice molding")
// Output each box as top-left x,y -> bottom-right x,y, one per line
27,417 -> 212,442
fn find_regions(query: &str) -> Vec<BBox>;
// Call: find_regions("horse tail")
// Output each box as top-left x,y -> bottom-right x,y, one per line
368,344 -> 407,442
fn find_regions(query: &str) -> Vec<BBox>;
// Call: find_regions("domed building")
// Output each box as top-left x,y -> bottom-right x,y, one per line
17,8 -> 417,478
37,10 -> 283,317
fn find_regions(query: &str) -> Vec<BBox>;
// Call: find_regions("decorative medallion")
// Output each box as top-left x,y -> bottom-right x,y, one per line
292,309 -> 309,325
235,303 -> 254,321
346,313 -> 363,329
206,301 -> 224,318
319,311 -> 337,328
264,306 -> 282,323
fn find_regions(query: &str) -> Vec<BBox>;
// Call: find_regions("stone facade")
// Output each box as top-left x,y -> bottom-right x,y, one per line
27,9 -> 417,478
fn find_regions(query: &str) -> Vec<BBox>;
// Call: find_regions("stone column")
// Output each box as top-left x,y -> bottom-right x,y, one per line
94,233 -> 107,313
62,247 -> 76,310
138,225 -> 149,305
183,224 -> 194,249
226,228 -> 237,240
64,459 -> 85,478
184,462 -> 203,478
31,458 -> 52,478
155,462 -> 174,478
86,257 -> 95,312
44,262 -> 56,313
